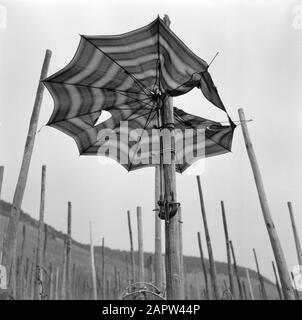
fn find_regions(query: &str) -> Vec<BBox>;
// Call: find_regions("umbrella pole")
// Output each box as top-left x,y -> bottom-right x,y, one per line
161,88 -> 183,300
238,108 -> 295,300
1,50 -> 52,295
154,166 -> 163,291
160,14 -> 183,301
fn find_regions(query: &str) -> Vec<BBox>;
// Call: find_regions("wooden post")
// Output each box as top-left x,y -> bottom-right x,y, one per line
55,267 -> 59,300
238,108 -> 295,300
196,176 -> 219,299
245,269 -> 254,300
114,266 -> 118,299
16,225 -> 26,299
287,202 -> 302,265
197,232 -> 209,300
161,15 -> 183,300
34,165 -> 46,300
106,278 -> 111,300
0,166 -> 4,199
61,236 -> 66,300
127,210 -> 136,284
221,201 -> 235,298
229,240 -> 243,300
48,262 -> 53,300
154,166 -> 163,291
126,253 -> 130,284
241,281 -> 247,300
65,202 -> 72,300
89,221 -> 97,300
253,248 -> 267,300
291,272 -> 300,300
43,224 -> 48,263
102,237 -> 105,300
137,206 -> 144,284
272,261 -> 283,300
23,257 -> 29,299
1,51 -> 52,294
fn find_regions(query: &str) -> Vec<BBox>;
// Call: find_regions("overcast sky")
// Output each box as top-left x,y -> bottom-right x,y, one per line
1,0 -> 302,282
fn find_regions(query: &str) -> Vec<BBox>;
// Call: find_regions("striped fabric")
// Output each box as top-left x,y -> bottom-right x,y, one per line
43,17 -> 235,172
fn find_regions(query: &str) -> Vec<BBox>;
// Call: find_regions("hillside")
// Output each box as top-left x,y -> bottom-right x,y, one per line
0,200 -> 278,299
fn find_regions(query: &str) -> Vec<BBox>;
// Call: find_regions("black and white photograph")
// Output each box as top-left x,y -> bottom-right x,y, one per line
0,0 -> 302,309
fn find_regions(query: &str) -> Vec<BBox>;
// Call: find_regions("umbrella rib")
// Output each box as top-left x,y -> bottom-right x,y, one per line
45,80 -> 155,109
48,96 -> 153,126
80,102 -> 157,155
82,36 -> 152,97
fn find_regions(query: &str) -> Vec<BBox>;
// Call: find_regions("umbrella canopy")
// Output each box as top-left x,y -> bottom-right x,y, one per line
43,17 -> 235,172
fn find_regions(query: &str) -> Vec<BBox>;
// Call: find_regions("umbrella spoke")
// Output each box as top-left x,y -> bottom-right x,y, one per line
83,36 -> 152,97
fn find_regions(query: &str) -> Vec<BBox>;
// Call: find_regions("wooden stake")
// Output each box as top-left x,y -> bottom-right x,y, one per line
154,166 -> 163,291
126,253 -> 130,284
241,281 -> 247,300
238,108 -> 295,300
245,268 -> 254,300
61,236 -> 66,300
253,248 -> 267,300
34,165 -> 46,300
137,206 -> 144,284
161,15 -> 183,300
114,265 -> 118,298
287,202 -> 302,265
196,176 -> 219,299
0,166 -> 4,199
55,267 -> 59,300
23,257 -> 29,299
16,225 -> 27,299
221,201 -> 235,298
65,202 -> 72,300
1,51 -> 52,293
89,221 -> 97,300
102,237 -> 105,300
48,262 -> 53,300
197,232 -> 209,300
291,272 -> 300,300
127,210 -> 136,284
272,261 -> 283,300
229,240 -> 243,300
43,224 -> 48,263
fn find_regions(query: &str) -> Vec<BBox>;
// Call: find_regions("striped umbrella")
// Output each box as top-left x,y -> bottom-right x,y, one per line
43,17 -> 235,172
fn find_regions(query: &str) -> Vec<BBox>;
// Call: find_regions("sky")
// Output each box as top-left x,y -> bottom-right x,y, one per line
1,0 -> 302,283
